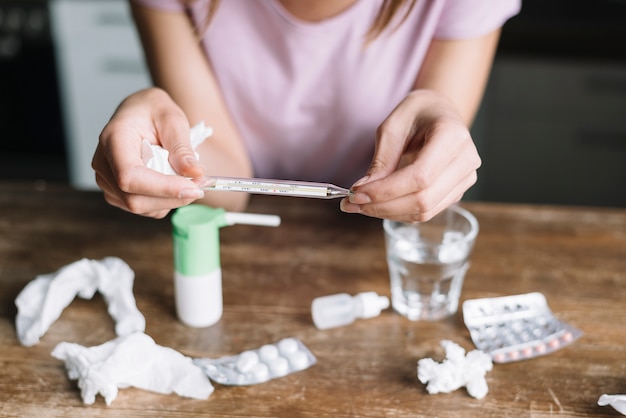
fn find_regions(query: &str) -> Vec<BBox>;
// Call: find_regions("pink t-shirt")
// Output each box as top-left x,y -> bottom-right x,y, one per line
131,0 -> 520,186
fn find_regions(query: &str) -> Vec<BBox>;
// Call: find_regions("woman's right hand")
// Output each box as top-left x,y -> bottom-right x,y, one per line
92,87 -> 206,219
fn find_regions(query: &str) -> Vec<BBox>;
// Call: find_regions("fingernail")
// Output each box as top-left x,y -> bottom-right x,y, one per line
351,175 -> 370,188
349,191 -> 371,204
184,156 -> 201,167
179,188 -> 204,199
340,198 -> 359,213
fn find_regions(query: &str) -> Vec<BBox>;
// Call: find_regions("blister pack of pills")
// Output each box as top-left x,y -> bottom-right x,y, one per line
462,292 -> 582,363
194,337 -> 316,385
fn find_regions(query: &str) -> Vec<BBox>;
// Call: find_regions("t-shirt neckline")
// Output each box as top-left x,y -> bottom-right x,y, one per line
266,0 -> 368,33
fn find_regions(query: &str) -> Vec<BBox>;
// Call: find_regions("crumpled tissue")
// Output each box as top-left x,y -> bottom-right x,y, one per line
599,394 -> 626,415
417,340 -> 493,399
15,257 -> 215,405
142,121 -> 213,175
15,257 -> 145,347
52,332 -> 214,405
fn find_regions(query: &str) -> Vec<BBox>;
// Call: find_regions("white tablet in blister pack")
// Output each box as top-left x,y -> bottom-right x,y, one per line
194,338 -> 316,385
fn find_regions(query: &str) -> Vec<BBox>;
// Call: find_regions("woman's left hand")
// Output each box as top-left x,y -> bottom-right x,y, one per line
340,89 -> 481,222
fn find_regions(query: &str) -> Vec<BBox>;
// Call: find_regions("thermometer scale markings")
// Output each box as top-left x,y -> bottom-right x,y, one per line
212,178 -> 328,197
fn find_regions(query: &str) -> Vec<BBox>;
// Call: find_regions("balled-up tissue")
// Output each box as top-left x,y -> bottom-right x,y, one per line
15,258 -> 214,405
599,394 -> 626,415
52,332 -> 214,405
142,121 -> 213,175
417,340 -> 493,399
15,257 -> 146,347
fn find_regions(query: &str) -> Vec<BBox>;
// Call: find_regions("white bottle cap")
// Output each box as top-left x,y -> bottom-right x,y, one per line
356,292 -> 390,319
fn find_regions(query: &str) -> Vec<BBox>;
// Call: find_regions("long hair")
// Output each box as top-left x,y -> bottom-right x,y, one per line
184,0 -> 417,42
365,0 -> 417,42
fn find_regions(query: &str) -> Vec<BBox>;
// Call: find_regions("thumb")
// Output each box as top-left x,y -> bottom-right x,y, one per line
353,113 -> 415,190
157,121 -> 206,178
168,141 -> 206,178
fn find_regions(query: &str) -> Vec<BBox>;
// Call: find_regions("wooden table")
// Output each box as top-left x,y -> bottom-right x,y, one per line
1,181 -> 625,417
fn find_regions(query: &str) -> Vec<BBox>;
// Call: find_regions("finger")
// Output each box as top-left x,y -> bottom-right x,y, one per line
119,164 -> 205,199
102,179 -> 202,218
384,138 -> 478,212
101,123 -> 203,198
351,119 -> 473,205
94,154 -> 154,215
102,91 -> 203,179
367,163 -> 476,221
93,145 -> 128,209
96,139 -> 204,215
140,209 -> 173,220
342,169 -> 477,222
354,90 -> 460,186
358,96 -> 422,185
154,115 -> 206,178
342,154 -> 477,220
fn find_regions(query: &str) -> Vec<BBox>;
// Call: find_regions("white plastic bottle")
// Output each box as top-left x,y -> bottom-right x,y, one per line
171,205 -> 280,328
171,205 -> 228,328
311,292 -> 390,330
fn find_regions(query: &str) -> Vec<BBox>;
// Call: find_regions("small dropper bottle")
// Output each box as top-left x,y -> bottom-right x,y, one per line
311,292 -> 390,330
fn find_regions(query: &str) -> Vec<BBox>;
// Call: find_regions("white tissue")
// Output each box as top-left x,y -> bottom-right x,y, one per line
52,332 -> 214,405
142,121 -> 213,175
15,257 -> 145,347
599,394 -> 626,415
417,340 -> 493,399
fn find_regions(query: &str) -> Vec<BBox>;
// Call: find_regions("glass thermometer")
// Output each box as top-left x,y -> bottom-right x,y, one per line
199,176 -> 352,199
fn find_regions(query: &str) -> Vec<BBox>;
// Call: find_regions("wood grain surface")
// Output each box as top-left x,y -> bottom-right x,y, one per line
0,181 -> 625,417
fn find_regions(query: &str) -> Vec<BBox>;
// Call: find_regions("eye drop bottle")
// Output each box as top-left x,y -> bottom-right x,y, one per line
311,292 -> 390,330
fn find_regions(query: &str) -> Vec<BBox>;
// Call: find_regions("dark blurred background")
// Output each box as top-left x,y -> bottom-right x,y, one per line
471,0 -> 626,207
1,0 -> 625,207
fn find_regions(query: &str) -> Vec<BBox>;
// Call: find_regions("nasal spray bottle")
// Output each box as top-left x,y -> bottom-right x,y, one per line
172,204 -> 280,327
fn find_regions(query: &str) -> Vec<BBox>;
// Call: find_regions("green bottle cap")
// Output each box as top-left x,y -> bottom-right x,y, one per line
171,204 -> 228,276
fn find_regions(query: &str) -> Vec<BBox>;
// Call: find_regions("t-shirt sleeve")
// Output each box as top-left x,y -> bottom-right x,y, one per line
435,0 -> 521,40
130,0 -> 185,12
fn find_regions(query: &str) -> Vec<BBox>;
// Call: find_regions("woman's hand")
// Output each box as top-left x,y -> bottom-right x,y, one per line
341,89 -> 481,222
92,87 -> 206,218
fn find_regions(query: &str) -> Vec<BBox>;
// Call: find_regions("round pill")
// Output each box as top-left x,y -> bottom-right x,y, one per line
548,338 -> 560,349
236,350 -> 259,373
493,353 -> 506,363
508,350 -> 519,361
561,331 -> 573,342
535,343 -> 547,354
268,356 -> 290,377
288,351 -> 309,371
235,374 -> 247,385
277,338 -> 299,356
251,362 -> 270,382
521,347 -> 533,357
259,344 -> 279,362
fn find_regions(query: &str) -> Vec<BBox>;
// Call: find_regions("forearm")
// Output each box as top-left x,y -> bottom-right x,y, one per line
340,31 -> 499,221
131,3 -> 252,211
413,29 -> 502,127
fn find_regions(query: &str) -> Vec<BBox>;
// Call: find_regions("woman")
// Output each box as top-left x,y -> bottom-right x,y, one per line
93,0 -> 520,220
